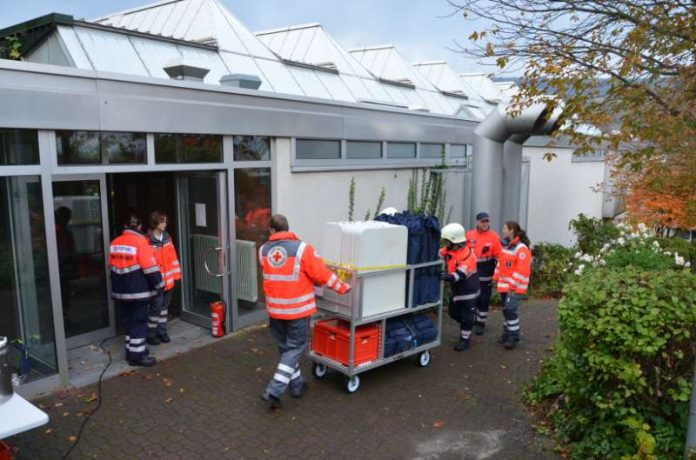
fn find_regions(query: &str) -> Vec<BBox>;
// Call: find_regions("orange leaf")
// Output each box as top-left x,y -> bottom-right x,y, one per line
68,435 -> 78,443
432,420 -> 445,428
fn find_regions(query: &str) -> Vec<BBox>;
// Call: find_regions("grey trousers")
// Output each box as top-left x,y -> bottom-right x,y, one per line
265,316 -> 309,398
148,289 -> 172,335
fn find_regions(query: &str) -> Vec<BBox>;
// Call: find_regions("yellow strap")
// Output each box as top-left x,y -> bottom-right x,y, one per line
322,259 -> 407,272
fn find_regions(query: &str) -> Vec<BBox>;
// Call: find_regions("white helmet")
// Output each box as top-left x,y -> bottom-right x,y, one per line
380,207 -> 399,216
441,223 -> 466,244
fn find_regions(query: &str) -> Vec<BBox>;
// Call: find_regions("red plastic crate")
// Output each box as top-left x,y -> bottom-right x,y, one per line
312,319 -> 379,366
0,441 -> 11,460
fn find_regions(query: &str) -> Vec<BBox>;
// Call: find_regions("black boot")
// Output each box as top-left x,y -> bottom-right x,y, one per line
290,382 -> 308,399
128,355 -> 157,367
146,332 -> 160,346
260,392 -> 283,410
504,337 -> 519,350
454,338 -> 470,351
158,332 -> 171,343
474,324 -> 485,336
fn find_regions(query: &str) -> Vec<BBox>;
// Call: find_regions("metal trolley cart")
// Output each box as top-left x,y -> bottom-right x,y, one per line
309,260 -> 443,393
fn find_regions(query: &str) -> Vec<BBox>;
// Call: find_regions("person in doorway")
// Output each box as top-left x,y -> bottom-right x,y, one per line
109,214 -> 164,367
55,206 -> 77,329
146,211 -> 181,345
465,212 -> 502,336
259,214 -> 351,410
493,221 -> 532,350
439,223 -> 480,351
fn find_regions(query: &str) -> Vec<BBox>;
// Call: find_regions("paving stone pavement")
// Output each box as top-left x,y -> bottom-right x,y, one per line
7,299 -> 560,460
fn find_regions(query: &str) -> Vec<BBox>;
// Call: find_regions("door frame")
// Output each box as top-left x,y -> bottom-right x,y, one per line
176,171 -> 231,328
51,173 -> 115,349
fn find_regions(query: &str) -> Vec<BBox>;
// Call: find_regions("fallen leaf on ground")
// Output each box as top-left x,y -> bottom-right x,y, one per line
68,435 -> 77,443
62,412 -> 70,417
144,374 -> 154,380
179,387 -> 185,394
44,428 -> 53,435
162,377 -> 173,387
432,420 -> 445,428
84,393 -> 98,403
119,370 -> 137,377
164,397 -> 174,403
54,402 -> 64,408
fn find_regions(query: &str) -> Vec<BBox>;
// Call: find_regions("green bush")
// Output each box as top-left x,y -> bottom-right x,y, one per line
658,237 -> 696,270
529,243 -> 574,298
569,213 -> 620,254
526,268 -> 696,459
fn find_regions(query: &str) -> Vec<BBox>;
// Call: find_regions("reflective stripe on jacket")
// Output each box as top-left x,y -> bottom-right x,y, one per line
149,230 -> 181,291
493,237 -> 531,294
439,245 -> 480,299
465,228 -> 502,281
109,228 -> 164,301
259,231 -> 347,320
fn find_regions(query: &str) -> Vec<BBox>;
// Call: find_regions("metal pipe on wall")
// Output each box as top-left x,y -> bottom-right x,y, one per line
472,103 -> 562,231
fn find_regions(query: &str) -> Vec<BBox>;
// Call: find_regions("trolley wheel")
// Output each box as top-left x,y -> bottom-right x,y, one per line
312,363 -> 327,379
344,375 -> 360,394
418,350 -> 431,367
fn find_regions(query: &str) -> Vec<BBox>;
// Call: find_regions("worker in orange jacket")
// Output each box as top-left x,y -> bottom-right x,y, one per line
259,214 -> 351,409
146,211 -> 181,345
493,221 -> 532,350
109,214 -> 164,367
465,211 -> 502,336
440,223 -> 480,351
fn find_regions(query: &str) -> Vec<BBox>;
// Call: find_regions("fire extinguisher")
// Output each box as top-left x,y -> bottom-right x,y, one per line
209,301 -> 225,338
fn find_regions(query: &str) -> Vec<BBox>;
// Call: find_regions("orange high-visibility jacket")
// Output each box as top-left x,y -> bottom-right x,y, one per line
109,228 -> 164,301
439,245 -> 480,298
465,228 -> 502,281
259,231 -> 348,320
493,237 -> 531,295
148,230 -> 181,291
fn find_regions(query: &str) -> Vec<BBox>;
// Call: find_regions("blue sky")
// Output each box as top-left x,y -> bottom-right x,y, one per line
0,0 -> 495,74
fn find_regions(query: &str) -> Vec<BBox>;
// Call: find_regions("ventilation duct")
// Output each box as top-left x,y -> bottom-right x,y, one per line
471,103 -> 562,228
163,58 -> 210,82
219,74 -> 262,90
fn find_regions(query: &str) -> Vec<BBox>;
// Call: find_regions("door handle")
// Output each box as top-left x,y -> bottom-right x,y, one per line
203,246 -> 225,277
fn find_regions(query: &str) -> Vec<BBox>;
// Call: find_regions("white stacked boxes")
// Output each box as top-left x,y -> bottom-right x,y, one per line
319,221 -> 408,317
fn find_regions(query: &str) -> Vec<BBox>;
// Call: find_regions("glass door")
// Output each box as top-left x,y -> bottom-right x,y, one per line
176,172 -> 230,328
52,175 -> 113,348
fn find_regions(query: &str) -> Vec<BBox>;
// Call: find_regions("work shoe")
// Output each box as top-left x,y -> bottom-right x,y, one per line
260,392 -> 282,410
474,324 -> 486,336
158,332 -> 171,343
497,333 -> 509,344
146,334 -> 161,346
453,338 -> 470,351
128,356 -> 157,367
504,338 -> 519,350
290,383 -> 308,399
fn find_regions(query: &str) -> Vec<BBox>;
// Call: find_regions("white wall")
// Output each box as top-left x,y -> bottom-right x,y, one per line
524,146 -> 605,247
272,138 -> 469,246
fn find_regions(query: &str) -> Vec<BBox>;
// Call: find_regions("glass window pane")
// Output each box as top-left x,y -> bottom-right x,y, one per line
233,136 -> 270,161
387,142 -> 416,159
53,180 -> 109,338
347,141 -> 381,160
155,134 -> 223,163
0,129 -> 39,165
101,132 -> 146,164
421,143 -> 444,159
56,131 -> 101,165
296,139 -> 340,160
0,176 -> 57,382
234,168 -> 272,315
450,144 -> 467,158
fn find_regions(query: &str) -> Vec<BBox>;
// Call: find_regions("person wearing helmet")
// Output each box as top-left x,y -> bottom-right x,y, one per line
379,207 -> 399,216
439,223 -> 480,351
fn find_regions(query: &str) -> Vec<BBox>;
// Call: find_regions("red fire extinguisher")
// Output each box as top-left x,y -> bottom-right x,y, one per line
209,301 -> 225,338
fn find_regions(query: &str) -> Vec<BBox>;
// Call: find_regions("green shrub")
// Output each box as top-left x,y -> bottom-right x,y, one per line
526,268 -> 696,459
658,237 -> 696,270
529,243 -> 574,298
569,213 -> 620,254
